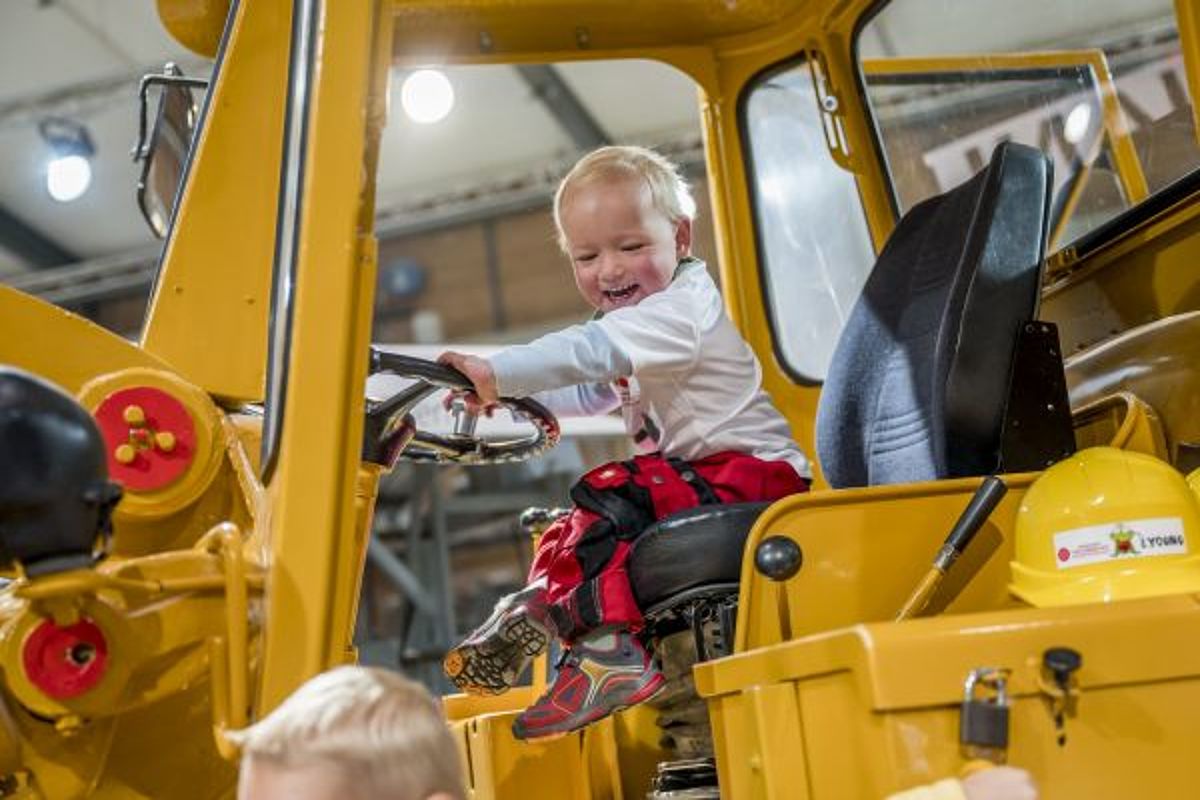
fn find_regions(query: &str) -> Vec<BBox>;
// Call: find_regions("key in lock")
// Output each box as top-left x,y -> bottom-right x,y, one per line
960,667 -> 1011,757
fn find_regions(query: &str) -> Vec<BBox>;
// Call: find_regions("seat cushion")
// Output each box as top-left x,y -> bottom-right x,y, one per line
629,503 -> 768,610
815,141 -> 1052,488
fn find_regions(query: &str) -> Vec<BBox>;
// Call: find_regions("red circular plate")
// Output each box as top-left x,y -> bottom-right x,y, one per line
22,618 -> 109,699
94,386 -> 196,492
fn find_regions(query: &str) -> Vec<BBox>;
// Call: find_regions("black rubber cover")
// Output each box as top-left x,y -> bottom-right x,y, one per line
629,502 -> 768,610
0,367 -> 121,574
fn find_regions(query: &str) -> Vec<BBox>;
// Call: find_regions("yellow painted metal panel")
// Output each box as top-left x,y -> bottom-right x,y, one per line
1177,0 -> 1200,145
700,594 -> 1200,797
257,0 -> 384,711
459,710 -> 595,799
1071,392 -> 1168,460
0,286 -> 168,393
1043,201 -> 1200,353
389,0 -> 807,59
156,0 -> 231,57
141,0 -> 289,402
728,475 -> 1036,653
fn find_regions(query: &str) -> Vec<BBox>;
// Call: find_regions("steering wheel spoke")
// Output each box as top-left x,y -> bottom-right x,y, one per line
364,348 -> 559,466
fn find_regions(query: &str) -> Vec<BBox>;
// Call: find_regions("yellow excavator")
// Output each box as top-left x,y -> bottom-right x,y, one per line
1,0 -> 1199,797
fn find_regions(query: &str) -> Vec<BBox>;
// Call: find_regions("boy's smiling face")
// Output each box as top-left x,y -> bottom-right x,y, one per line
560,174 -> 691,313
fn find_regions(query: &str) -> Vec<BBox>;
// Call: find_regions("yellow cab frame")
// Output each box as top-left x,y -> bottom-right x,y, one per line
0,0 -> 1197,797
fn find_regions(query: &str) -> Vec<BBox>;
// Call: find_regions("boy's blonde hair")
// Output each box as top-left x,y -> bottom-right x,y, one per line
553,145 -> 696,252
230,666 -> 464,800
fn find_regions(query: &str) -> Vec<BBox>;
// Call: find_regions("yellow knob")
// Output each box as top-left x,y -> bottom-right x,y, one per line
114,444 -> 136,464
154,431 -> 177,453
122,405 -> 146,426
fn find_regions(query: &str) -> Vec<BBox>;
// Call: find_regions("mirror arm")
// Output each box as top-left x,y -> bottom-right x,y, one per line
133,66 -> 211,162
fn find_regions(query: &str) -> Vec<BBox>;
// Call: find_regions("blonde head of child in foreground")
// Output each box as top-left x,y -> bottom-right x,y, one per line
553,145 -> 696,314
232,666 -> 464,800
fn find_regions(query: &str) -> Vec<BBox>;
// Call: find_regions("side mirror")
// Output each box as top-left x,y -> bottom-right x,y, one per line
132,64 -> 208,238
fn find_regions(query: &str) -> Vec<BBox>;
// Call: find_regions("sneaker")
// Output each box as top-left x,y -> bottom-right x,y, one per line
511,628 -> 665,740
443,585 -> 553,695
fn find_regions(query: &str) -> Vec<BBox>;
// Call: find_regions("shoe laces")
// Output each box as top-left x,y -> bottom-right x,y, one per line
555,647 -> 580,670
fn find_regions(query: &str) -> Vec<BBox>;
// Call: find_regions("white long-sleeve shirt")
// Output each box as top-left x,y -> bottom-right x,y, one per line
490,258 -> 811,478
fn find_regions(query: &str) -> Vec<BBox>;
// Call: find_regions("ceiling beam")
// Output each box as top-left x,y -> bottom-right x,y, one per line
0,59 -> 210,132
0,204 -> 77,269
514,65 -> 610,151
7,135 -> 703,306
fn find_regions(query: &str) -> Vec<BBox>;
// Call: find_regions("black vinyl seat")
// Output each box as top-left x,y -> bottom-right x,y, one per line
629,503 -> 768,614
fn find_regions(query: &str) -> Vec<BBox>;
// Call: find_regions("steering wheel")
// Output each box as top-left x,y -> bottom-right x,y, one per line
363,348 -> 560,466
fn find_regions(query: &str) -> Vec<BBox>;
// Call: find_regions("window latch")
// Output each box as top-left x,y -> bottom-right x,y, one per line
807,46 -> 854,171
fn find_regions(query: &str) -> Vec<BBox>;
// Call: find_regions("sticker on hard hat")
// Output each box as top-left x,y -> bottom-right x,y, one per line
1054,517 -> 1186,569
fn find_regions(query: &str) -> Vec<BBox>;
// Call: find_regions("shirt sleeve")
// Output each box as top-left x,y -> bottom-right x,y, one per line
532,383 -> 621,417
489,322 -> 632,398
489,284 -> 702,397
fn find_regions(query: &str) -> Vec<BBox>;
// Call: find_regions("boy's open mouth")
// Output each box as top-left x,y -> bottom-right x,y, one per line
603,284 -> 639,302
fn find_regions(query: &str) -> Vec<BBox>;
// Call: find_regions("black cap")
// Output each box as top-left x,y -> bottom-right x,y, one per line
0,367 -> 121,575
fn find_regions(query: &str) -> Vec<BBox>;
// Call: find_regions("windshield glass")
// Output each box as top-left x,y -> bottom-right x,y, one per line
857,0 -> 1199,253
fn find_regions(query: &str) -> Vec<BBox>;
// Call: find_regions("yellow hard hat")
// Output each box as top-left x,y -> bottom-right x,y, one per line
1010,447 -> 1200,607
1189,467 -> 1200,505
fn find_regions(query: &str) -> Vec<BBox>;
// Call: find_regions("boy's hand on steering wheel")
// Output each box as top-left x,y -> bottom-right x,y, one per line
438,351 -> 500,412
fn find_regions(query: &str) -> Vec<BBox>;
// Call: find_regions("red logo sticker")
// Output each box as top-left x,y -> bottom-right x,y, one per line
1057,547 -> 1070,562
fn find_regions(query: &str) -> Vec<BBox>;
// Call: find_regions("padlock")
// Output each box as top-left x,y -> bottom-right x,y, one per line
960,667 -> 1011,754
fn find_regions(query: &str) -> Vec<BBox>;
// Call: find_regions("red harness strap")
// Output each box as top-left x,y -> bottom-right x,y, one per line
530,451 -> 808,641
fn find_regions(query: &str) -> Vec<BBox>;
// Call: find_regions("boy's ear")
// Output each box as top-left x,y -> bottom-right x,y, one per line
674,217 -> 693,258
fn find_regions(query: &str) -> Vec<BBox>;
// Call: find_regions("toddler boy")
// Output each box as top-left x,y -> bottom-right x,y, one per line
441,145 -> 810,739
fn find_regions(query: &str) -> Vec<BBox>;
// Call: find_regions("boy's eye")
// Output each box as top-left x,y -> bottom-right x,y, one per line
574,253 -> 597,263
620,243 -> 644,252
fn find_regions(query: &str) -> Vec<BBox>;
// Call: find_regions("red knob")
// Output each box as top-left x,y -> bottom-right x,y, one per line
23,618 -> 109,699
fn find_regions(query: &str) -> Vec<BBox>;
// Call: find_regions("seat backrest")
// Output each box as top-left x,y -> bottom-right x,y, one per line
816,142 -> 1053,488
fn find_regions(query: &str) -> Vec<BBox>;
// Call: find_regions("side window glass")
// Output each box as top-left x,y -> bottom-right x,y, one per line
743,61 -> 876,383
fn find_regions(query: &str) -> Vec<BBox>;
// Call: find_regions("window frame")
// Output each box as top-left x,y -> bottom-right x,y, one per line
737,52 -> 879,387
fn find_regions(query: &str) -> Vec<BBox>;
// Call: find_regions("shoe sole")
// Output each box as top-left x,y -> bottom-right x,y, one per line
513,671 -> 668,740
444,614 -> 550,695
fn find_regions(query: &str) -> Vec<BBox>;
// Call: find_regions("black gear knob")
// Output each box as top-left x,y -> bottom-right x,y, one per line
0,367 -> 121,575
755,536 -> 802,582
1043,646 -> 1083,688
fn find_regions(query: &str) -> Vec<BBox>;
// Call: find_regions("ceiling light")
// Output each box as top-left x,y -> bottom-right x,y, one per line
1063,103 -> 1092,146
46,155 -> 92,203
400,69 -> 454,124
39,118 -> 95,203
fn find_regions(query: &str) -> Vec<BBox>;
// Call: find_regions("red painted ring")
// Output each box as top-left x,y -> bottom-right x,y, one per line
22,618 -> 109,699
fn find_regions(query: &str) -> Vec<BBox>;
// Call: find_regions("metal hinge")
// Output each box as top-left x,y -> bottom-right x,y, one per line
807,46 -> 854,171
